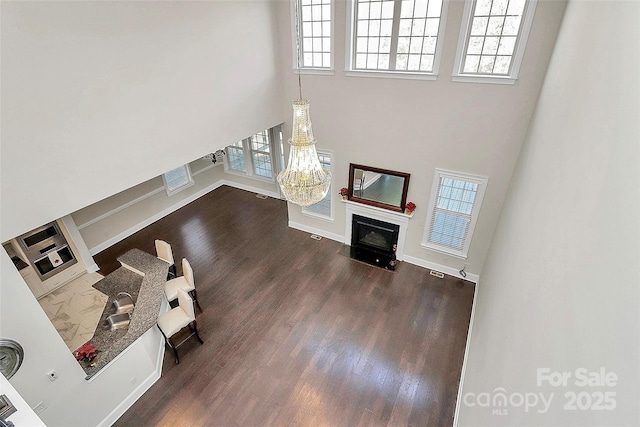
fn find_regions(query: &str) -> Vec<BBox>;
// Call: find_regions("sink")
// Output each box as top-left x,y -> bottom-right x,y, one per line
103,313 -> 131,331
113,292 -> 135,314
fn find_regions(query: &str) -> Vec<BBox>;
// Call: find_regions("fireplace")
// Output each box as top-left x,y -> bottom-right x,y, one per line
350,214 -> 399,269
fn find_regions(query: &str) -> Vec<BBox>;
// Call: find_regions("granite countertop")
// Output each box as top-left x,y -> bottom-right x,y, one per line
82,249 -> 169,379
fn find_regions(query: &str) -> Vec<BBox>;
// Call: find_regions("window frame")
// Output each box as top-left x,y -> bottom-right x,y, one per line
223,126 -> 282,183
345,0 -> 450,80
452,0 -> 538,84
291,0 -> 335,74
163,164 -> 194,196
421,169 -> 488,258
225,140 -> 247,173
302,150 -> 334,221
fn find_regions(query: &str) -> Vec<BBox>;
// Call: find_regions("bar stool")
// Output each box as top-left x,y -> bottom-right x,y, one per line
155,239 -> 176,279
157,289 -> 204,364
165,258 -> 202,312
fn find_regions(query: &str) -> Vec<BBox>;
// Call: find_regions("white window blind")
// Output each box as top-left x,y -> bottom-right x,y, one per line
164,165 -> 193,195
421,170 -> 487,257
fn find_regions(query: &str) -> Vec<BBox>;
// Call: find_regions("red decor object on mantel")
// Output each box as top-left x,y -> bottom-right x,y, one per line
405,202 -> 416,214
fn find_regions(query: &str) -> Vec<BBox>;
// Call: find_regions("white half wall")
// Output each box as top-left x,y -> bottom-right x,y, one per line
0,251 -> 163,427
457,1 -> 640,425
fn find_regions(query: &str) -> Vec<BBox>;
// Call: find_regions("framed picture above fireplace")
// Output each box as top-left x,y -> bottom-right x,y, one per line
348,163 -> 410,213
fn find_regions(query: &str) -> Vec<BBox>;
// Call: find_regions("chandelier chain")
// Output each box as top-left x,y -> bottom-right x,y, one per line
294,0 -> 303,100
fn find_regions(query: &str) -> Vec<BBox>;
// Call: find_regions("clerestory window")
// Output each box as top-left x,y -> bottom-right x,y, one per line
452,0 -> 538,84
347,0 -> 449,79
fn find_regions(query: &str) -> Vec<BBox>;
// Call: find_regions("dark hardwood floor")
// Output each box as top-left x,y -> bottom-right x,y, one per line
96,186 -> 475,427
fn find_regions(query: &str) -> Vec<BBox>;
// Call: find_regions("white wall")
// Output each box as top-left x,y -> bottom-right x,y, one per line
71,157 -> 281,254
278,0 -> 567,277
458,1 -> 640,425
1,0 -> 285,241
0,2 -> 285,425
0,251 -> 161,426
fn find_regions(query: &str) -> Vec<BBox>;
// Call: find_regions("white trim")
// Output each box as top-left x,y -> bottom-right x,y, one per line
88,181 -> 224,255
287,217 -> 479,283
87,180 -> 278,255
60,214 -> 98,273
301,210 -> 335,222
77,187 -> 165,230
192,162 -> 217,176
96,330 -> 165,427
421,169 -> 488,259
288,221 -> 345,243
302,149 -> 334,221
451,75 -> 517,85
452,0 -> 538,83
294,69 -> 335,76
346,70 -> 438,81
223,127 -> 280,183
77,162 -> 217,236
163,164 -> 195,196
219,180 -> 281,199
345,0 -> 450,79
344,0 -> 355,71
345,200 -> 410,260
291,0 -> 335,72
402,254 -> 479,283
453,277 -> 480,426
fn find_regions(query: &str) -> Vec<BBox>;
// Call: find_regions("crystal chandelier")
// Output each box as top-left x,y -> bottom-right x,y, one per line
277,99 -> 331,207
276,0 -> 331,207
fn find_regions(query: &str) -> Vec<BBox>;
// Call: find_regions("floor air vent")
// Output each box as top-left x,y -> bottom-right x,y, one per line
256,194 -> 268,199
430,270 -> 445,278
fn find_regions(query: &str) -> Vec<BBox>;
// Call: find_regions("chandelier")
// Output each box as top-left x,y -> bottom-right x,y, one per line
277,99 -> 331,207
276,0 -> 331,207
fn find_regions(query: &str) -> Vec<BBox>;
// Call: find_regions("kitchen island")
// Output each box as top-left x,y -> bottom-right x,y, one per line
82,249 -> 169,379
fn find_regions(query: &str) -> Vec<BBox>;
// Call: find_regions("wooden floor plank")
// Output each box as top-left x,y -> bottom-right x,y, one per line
97,186 -> 475,427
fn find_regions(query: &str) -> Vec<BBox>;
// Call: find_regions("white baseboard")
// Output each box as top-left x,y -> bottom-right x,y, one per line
286,223 -> 479,284
88,180 -> 280,256
452,278 -> 480,426
97,331 -> 165,427
219,179 -> 281,199
288,221 -> 346,243
89,181 -> 225,255
96,367 -> 161,427
402,254 -> 479,283
86,262 -> 100,273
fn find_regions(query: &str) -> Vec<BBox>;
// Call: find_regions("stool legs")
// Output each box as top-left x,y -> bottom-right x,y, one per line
190,290 -> 202,313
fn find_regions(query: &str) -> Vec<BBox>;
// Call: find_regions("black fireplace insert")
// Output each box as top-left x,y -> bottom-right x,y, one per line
350,214 -> 399,269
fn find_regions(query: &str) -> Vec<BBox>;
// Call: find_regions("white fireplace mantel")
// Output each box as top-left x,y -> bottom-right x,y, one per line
344,200 -> 411,260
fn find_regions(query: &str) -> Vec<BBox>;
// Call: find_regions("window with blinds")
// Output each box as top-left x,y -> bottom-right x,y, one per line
163,165 -> 194,196
421,169 -> 487,257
